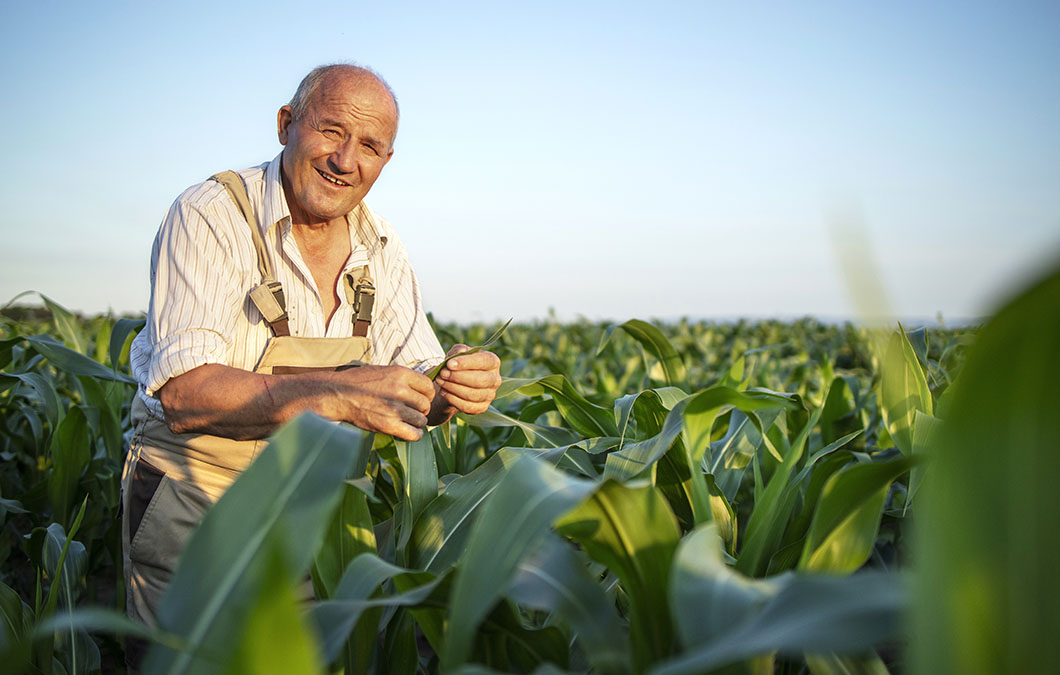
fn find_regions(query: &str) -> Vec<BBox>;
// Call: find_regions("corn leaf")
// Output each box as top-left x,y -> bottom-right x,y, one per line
878,327 -> 932,455
221,544 -> 323,675
660,526 -> 904,674
497,374 -> 618,437
310,553 -> 446,664
911,264 -> 1060,675
146,414 -> 367,675
556,480 -> 682,673
598,319 -> 688,390
107,317 -> 144,371
443,455 -> 594,668
410,447 -> 553,571
427,318 -> 511,380
507,533 -> 631,675
38,295 -> 87,356
24,335 -> 134,383
798,456 -> 916,573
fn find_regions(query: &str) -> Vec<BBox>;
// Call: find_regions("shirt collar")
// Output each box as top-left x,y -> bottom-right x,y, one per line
261,151 -> 388,248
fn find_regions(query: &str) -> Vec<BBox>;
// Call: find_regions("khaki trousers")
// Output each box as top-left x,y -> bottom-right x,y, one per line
121,334 -> 370,630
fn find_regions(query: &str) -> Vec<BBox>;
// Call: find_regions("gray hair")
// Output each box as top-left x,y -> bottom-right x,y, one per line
288,63 -> 400,123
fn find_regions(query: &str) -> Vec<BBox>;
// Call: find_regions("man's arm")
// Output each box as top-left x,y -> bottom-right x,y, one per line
159,363 -> 437,441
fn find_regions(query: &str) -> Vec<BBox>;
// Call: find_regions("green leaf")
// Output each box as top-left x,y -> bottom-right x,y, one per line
613,388 -> 687,445
41,499 -> 88,619
24,335 -> 134,383
820,376 -> 861,445
604,398 -> 689,482
309,554 -> 447,664
805,652 -> 891,675
427,318 -> 511,380
798,457 -> 916,573
737,405 -> 822,577
76,375 -> 124,463
394,434 -> 439,563
33,607 -> 184,650
410,447 -> 547,571
508,534 -> 631,675
654,572 -> 903,674
38,295 -> 87,355
311,479 -> 380,673
459,407 -> 582,448
146,415 -> 368,675
682,387 -> 799,524
472,600 -> 570,671
107,317 -> 144,371
911,264 -> 1060,675
444,455 -> 594,668
603,320 -> 688,389
313,482 -> 377,600
669,525 -> 777,650
5,371 -> 64,433
222,544 -> 323,675
47,407 -> 91,528
382,609 -> 419,675
1,581 -> 32,670
878,327 -> 932,455
496,374 -> 618,438
906,410 -> 940,511
556,480 -> 681,673
659,527 -> 904,674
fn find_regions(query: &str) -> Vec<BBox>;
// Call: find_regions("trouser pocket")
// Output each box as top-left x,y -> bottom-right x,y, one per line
126,458 -> 215,625
128,459 -> 165,543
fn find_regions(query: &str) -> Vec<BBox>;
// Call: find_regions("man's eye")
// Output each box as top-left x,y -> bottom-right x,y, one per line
322,129 -> 342,138
363,143 -> 379,156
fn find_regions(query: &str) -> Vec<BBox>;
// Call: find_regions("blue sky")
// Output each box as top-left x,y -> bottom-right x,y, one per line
2,1 -> 1058,323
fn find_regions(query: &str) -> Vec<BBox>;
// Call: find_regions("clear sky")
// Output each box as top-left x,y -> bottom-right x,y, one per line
2,1 -> 1058,324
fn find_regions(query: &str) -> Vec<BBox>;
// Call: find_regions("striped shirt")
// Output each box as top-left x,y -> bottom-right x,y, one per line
130,153 -> 445,420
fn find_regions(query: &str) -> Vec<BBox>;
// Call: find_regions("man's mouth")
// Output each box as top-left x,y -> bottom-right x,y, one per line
316,168 -> 351,187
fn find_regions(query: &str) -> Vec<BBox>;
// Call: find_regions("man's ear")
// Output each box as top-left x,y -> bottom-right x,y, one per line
277,106 -> 293,145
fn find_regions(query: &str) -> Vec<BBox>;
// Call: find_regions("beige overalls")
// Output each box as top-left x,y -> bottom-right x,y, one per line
121,171 -> 377,628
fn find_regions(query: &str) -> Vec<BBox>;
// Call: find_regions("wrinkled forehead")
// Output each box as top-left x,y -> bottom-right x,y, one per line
308,72 -> 398,136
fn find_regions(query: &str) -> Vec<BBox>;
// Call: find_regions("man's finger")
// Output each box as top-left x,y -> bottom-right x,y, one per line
397,405 -> 429,430
387,422 -> 424,442
392,371 -> 435,412
440,390 -> 491,415
444,350 -> 501,371
438,380 -> 496,404
446,343 -> 471,357
399,368 -> 436,398
438,368 -> 502,391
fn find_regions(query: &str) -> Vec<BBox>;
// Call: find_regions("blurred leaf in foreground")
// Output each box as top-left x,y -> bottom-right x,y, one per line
912,262 -> 1060,675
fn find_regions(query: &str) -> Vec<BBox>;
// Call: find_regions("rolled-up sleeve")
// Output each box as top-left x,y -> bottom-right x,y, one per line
141,194 -> 251,397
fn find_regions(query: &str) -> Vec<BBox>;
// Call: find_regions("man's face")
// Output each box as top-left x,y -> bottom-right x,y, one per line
277,73 -> 397,226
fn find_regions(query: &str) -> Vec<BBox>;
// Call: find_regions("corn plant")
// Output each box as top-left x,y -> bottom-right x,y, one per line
0,291 -> 997,674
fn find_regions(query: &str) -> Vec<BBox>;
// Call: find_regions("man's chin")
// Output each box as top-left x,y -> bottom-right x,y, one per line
299,195 -> 361,223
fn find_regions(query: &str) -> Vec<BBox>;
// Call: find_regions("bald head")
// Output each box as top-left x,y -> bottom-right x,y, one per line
288,64 -> 400,127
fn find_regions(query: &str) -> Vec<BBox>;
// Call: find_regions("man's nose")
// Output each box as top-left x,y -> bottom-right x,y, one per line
329,140 -> 359,175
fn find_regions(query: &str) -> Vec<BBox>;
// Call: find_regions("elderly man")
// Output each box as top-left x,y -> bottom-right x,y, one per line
122,64 -> 501,632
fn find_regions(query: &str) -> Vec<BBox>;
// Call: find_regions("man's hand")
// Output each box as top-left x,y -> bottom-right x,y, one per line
429,344 -> 502,424
329,365 -> 435,441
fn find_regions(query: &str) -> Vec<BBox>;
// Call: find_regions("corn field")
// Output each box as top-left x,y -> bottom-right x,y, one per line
0,262 -> 1057,674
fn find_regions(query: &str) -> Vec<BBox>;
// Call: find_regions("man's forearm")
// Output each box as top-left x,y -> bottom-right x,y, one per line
158,363 -> 436,441
158,364 -> 335,439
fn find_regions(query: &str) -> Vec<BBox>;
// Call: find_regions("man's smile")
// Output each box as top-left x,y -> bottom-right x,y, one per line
316,167 -> 352,187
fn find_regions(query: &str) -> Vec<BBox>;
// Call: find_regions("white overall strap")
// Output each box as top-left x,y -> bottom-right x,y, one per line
210,171 -> 290,337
